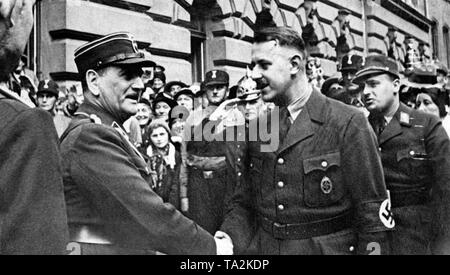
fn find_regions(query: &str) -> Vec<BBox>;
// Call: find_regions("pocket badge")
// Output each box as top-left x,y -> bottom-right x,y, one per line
321,176 -> 333,194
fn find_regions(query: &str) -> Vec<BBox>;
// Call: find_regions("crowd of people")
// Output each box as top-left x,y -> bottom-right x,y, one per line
2,0 -> 450,255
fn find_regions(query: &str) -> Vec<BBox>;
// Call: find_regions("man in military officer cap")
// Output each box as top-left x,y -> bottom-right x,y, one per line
354,54 -> 450,254
60,32 -> 232,255
1,0 -> 69,255
185,69 -> 244,235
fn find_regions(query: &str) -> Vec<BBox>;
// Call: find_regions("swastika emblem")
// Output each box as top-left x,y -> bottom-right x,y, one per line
320,176 -> 333,194
379,199 -> 395,229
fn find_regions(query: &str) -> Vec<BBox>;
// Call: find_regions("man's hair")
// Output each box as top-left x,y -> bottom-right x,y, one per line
254,27 -> 307,58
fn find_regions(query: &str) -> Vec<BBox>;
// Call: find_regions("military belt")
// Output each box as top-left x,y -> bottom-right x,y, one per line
260,213 -> 352,240
390,190 -> 430,208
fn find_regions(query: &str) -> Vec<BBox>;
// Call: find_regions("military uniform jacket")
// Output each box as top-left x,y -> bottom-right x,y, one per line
222,91 -> 392,255
0,89 -> 69,255
60,102 -> 215,255
369,103 -> 450,254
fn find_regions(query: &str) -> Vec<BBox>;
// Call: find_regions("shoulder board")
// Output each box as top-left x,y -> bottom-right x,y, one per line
400,112 -> 412,127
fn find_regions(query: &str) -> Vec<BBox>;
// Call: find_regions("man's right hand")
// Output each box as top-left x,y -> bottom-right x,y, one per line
214,231 -> 234,255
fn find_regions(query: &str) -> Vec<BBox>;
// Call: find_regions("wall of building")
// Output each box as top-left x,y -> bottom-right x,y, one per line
37,0 -> 441,88
427,0 -> 450,67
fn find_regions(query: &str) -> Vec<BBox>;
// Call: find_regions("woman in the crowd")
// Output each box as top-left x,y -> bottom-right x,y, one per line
165,81 -> 188,98
414,86 -> 450,135
153,92 -> 177,123
135,98 -> 154,152
145,120 -> 181,209
174,88 -> 195,114
151,71 -> 166,95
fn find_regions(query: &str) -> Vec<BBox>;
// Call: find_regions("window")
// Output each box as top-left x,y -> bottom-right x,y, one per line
444,26 -> 450,67
191,36 -> 205,83
431,20 -> 439,59
23,0 -> 41,78
189,6 -> 206,83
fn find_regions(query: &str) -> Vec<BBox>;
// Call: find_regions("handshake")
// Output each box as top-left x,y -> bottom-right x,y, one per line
214,231 -> 234,255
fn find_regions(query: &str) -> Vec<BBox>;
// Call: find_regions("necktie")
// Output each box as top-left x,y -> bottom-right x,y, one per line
378,118 -> 388,137
279,107 -> 291,143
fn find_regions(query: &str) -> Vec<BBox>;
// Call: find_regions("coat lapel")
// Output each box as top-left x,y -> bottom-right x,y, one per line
379,106 -> 405,146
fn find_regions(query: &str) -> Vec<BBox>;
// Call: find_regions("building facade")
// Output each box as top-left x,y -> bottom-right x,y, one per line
28,0 -> 447,88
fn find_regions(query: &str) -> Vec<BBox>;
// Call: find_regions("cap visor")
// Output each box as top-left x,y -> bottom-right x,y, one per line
205,81 -> 229,87
113,57 -> 156,68
353,70 -> 397,84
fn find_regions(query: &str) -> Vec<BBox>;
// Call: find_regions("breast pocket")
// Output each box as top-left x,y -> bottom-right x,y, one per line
396,147 -> 430,181
303,152 -> 345,208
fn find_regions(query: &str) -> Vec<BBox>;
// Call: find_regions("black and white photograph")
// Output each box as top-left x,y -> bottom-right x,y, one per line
1,0 -> 450,259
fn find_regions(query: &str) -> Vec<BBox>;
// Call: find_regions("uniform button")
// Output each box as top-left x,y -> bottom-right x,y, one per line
278,158 -> 285,165
250,163 -> 254,168
379,148 -> 382,152
237,158 -> 241,162
237,172 -> 242,177
237,145 -> 241,149
410,150 -> 415,156
278,181 -> 285,188
321,161 -> 328,168
278,205 -> 285,211
349,246 -> 355,252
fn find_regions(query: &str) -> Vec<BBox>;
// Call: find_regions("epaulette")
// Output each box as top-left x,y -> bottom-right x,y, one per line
74,112 -> 102,125
400,112 -> 412,127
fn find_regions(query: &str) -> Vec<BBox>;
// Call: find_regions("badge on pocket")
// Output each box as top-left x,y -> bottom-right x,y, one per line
321,176 -> 333,194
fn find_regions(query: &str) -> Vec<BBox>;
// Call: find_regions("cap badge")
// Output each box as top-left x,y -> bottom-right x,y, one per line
132,37 -> 139,53
44,80 -> 49,89
347,54 -> 353,65
211,70 -> 217,79
320,176 -> 333,195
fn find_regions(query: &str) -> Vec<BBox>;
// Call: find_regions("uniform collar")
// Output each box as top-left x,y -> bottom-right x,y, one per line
375,103 -> 412,146
76,101 -> 124,128
304,88 -> 327,124
276,89 -> 326,154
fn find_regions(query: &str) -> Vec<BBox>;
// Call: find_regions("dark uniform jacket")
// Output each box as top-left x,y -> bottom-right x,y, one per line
222,91 -> 393,255
60,102 -> 216,255
369,103 -> 450,254
186,115 -> 232,234
0,89 -> 69,255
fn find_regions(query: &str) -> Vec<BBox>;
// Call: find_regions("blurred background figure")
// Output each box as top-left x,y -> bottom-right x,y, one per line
136,97 -> 154,154
406,63 -> 450,136
152,71 -> 166,95
1,0 -> 69,255
174,88 -> 195,114
306,57 -> 324,89
36,79 -> 71,137
153,92 -> 177,123
165,80 -> 188,98
321,74 -> 345,102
